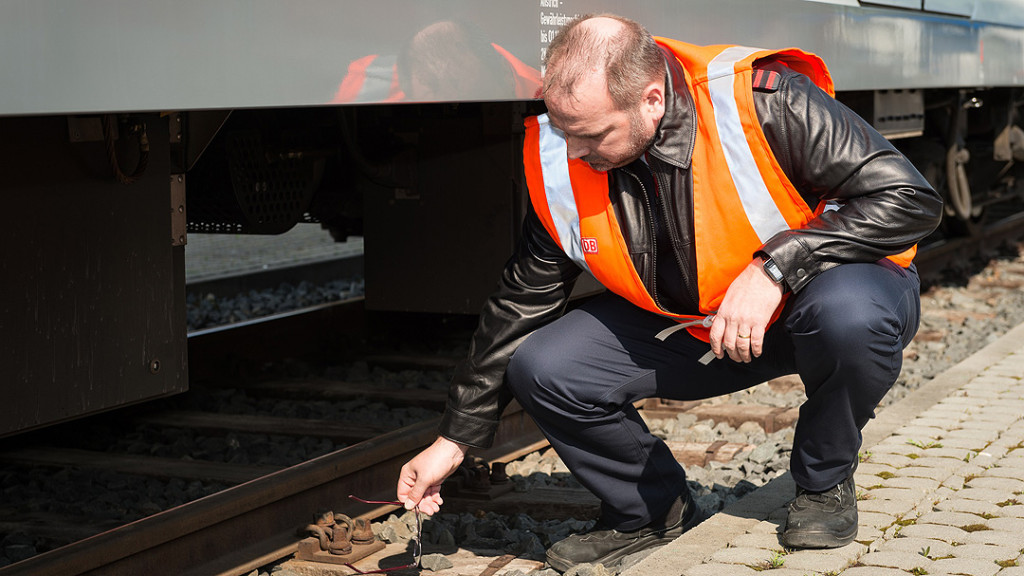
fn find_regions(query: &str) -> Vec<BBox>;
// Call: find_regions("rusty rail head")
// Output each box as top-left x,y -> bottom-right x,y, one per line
0,401 -> 545,576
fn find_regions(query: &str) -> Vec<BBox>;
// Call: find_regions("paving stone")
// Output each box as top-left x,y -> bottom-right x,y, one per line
858,498 -> 916,516
956,487 -> 1018,503
914,417 -> 965,429
855,525 -> 885,544
945,543 -> 1021,561
870,446 -> 919,461
963,421 -> 1019,433
682,563 -> 758,576
863,487 -> 924,503
939,397 -> 983,407
918,510 -> 991,529
745,519 -> 785,535
919,447 -> 977,460
930,556 -> 1001,576
963,528 -> 1024,547
938,437 -> 992,450
893,465 -> 952,481
944,429 -> 1002,443
933,498 -> 1000,517
879,536 -> 956,558
858,462 -> 898,475
898,523 -> 970,543
839,567 -> 909,576
884,476 -> 943,492
986,517 -> 1024,532
859,511 -> 899,530
724,569 -> 807,576
999,454 -> 1024,468
897,426 -> 948,439
994,504 -> 1024,518
776,549 -> 855,573
729,532 -> 783,550
905,457 -> 972,472
967,477 -> 1024,493
981,466 -> 1024,481
858,550 -> 935,571
707,546 -> 774,566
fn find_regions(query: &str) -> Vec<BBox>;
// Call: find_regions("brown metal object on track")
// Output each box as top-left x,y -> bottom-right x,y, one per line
0,405 -> 546,576
478,554 -> 516,576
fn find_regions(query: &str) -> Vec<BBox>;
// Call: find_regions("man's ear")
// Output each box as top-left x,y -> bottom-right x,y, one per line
642,81 -> 666,122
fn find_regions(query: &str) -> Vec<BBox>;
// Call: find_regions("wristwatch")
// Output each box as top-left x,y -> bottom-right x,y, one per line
762,257 -> 785,285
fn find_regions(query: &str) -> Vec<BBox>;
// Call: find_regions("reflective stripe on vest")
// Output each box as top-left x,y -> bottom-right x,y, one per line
708,46 -> 791,244
534,116 -> 593,274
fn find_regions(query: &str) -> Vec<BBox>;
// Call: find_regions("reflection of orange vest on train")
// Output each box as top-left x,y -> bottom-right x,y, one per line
331,44 -> 541,104
523,39 -> 916,342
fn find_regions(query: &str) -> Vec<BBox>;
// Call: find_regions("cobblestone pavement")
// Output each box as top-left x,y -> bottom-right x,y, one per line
629,323 -> 1024,576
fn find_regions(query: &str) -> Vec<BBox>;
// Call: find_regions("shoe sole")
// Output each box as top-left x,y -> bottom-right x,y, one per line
780,525 -> 857,549
547,534 -> 674,573
546,508 -> 706,572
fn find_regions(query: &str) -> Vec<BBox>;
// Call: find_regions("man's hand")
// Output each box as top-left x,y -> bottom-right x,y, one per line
709,257 -> 785,363
396,436 -> 469,515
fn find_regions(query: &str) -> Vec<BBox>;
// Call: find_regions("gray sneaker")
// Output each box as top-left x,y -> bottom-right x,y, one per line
546,490 -> 702,572
781,471 -> 858,549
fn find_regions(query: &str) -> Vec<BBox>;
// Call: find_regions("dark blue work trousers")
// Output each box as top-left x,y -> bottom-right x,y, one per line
505,261 -> 921,531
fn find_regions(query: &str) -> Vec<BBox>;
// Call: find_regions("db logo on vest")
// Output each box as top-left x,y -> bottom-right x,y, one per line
581,237 -> 599,254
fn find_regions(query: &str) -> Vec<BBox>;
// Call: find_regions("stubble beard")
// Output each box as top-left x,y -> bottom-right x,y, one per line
584,107 -> 656,172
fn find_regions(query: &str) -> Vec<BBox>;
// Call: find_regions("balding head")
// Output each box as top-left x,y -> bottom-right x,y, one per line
543,14 -> 665,111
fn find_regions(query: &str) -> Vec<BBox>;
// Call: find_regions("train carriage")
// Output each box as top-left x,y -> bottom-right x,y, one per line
2,0 -> 1023,436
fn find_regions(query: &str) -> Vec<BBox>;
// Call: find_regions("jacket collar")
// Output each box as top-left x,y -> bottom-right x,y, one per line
644,45 -> 696,170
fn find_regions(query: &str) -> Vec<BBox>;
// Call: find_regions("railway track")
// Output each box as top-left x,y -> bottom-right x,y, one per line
4,215 -> 1024,576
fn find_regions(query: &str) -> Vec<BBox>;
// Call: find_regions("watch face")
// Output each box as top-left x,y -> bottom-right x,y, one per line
764,259 -> 783,283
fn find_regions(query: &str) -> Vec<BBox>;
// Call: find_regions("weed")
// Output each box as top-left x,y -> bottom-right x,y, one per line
996,498 -> 1020,507
907,453 -> 920,459
919,546 -> 930,558
859,451 -> 872,462
997,559 -> 1018,568
907,439 -> 943,449
961,523 -> 990,532
876,471 -> 896,480
910,567 -> 929,575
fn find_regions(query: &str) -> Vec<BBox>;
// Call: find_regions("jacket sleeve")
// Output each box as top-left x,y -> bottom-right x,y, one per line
754,69 -> 944,293
438,205 -> 581,448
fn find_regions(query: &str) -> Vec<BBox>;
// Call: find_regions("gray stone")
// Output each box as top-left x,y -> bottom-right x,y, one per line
419,553 -> 453,571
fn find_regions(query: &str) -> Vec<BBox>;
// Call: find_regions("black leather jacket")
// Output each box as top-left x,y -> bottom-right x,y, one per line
439,51 -> 943,448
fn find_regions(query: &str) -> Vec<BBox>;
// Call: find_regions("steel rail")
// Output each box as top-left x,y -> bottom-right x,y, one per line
0,404 -> 545,576
914,211 -> 1024,284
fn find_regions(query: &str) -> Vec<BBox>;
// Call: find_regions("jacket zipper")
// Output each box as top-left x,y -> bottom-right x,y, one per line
621,167 -> 664,310
648,159 -> 701,313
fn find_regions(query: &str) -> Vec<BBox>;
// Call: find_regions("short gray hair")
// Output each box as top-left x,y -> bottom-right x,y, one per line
543,14 -> 665,110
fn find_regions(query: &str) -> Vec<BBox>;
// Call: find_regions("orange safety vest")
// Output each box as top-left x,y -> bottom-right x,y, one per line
523,39 -> 915,342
